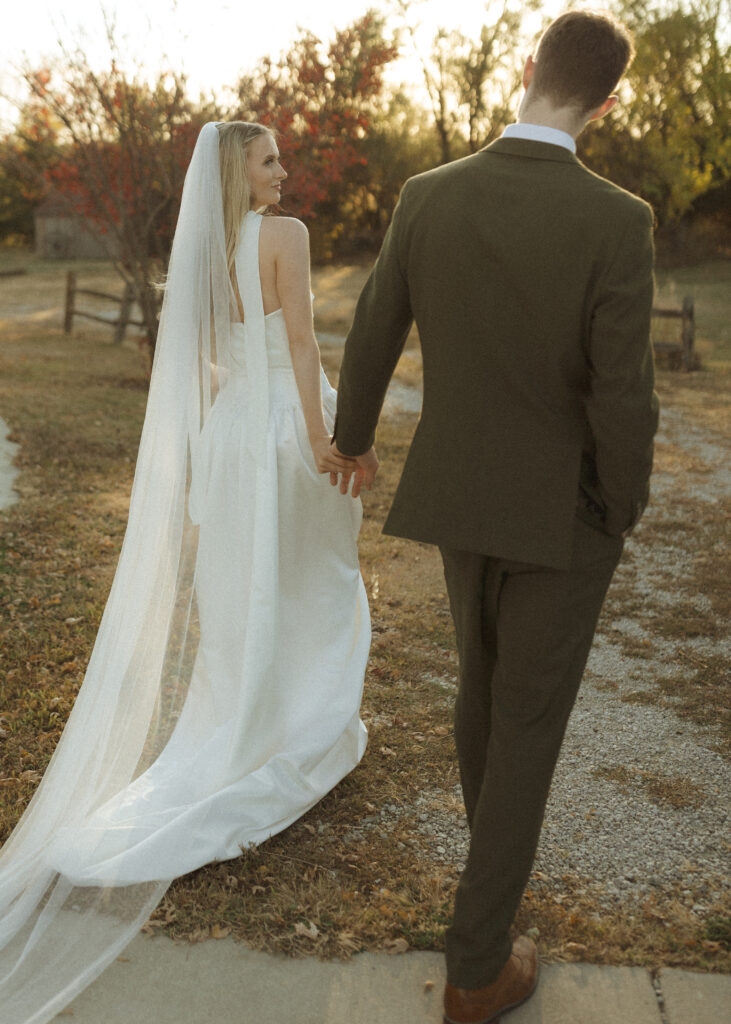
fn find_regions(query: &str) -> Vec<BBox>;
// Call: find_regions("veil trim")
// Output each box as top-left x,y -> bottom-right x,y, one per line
0,122 -> 237,1024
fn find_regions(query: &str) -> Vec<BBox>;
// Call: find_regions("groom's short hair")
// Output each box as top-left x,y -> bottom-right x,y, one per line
532,10 -> 634,113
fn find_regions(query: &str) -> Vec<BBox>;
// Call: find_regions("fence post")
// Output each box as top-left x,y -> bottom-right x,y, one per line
114,284 -> 134,344
64,271 -> 76,333
681,296 -> 695,370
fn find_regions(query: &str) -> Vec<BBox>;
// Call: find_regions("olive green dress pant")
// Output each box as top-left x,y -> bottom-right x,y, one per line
439,517 -> 623,989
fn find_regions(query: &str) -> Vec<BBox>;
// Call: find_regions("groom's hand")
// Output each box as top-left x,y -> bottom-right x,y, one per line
329,443 -> 379,498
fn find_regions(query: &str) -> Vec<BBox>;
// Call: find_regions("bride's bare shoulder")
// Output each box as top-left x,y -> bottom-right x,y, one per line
261,214 -> 308,243
260,215 -> 309,269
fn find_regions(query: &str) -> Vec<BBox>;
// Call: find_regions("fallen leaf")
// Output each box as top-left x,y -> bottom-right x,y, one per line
211,924 -> 231,940
294,921 -> 319,939
385,938 -> 409,954
302,822 -> 316,835
116,956 -> 130,963
702,940 -> 722,953
424,980 -> 435,991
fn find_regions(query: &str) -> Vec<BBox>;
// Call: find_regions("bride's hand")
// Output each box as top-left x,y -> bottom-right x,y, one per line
310,434 -> 357,476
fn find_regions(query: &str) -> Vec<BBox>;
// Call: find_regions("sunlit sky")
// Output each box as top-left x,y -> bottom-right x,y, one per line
0,0 -> 564,127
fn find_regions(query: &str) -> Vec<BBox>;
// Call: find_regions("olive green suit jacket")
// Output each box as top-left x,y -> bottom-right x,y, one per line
334,138 -> 659,570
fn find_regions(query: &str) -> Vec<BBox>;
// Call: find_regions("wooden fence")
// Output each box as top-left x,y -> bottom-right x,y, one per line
63,271 -> 146,344
651,296 -> 695,370
61,269 -> 695,370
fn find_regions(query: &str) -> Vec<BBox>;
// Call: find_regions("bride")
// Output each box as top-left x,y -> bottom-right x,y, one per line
0,121 -> 377,1021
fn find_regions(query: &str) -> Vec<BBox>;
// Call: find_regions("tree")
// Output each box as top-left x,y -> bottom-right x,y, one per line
235,11 -> 398,257
0,94 -> 61,243
579,0 -> 730,224
352,89 -> 441,248
394,0 -> 542,162
16,27 -> 219,352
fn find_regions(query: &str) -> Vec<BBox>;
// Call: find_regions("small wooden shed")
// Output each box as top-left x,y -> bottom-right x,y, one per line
34,193 -> 121,260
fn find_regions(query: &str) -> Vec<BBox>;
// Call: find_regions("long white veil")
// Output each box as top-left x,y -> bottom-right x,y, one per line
0,122 -> 237,1023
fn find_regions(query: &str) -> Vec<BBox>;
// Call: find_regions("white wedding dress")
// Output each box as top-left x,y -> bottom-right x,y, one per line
48,211 -> 370,885
0,129 -> 369,1021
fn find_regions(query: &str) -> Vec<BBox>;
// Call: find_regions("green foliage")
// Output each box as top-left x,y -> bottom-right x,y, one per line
0,93 -> 62,242
336,90 -> 441,256
580,0 -> 730,224
0,159 -> 35,242
394,0 -> 543,163
703,916 -> 731,949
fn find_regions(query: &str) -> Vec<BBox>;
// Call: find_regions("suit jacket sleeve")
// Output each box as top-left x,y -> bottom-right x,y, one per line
586,201 -> 659,536
333,183 -> 414,456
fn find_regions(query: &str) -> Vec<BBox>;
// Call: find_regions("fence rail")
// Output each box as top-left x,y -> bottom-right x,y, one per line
63,270 -> 145,344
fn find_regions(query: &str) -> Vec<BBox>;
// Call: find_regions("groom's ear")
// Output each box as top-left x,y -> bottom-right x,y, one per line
522,55 -> 536,90
588,95 -> 618,122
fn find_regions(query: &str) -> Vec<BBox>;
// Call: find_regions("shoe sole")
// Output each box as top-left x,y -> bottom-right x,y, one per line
442,966 -> 539,1024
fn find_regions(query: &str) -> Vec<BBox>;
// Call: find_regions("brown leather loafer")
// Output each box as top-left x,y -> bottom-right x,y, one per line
443,935 -> 539,1024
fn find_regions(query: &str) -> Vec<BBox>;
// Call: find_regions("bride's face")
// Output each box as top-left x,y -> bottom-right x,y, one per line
247,133 -> 287,208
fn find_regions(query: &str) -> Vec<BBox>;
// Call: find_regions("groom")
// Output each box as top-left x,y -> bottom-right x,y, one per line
333,10 -> 658,1024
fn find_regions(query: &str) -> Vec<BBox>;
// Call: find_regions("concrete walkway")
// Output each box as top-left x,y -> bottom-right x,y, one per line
56,936 -> 730,1023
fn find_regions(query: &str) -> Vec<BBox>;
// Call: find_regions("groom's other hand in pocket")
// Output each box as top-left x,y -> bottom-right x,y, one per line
329,444 -> 379,497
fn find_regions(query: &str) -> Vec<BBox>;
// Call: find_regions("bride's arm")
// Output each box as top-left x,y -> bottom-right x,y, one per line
273,219 -> 356,477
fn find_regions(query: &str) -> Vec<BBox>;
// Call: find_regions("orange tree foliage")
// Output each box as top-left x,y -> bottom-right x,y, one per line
235,11 -> 399,258
19,56 -> 219,350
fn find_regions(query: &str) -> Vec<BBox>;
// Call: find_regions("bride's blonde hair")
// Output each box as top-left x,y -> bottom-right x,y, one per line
216,121 -> 274,276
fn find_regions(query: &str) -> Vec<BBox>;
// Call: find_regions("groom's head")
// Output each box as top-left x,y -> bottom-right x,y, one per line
527,10 -> 634,117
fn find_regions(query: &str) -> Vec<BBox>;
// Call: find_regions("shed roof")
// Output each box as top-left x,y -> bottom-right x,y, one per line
34,192 -> 78,218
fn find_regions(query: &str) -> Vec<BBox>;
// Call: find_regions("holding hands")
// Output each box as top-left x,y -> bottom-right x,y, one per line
310,434 -> 358,477
310,438 -> 378,498
331,442 -> 379,499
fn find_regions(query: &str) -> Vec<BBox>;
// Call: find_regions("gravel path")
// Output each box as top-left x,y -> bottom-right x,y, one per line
358,378 -> 730,911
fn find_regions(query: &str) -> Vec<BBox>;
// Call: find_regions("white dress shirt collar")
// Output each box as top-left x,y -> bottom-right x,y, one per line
501,123 -> 576,154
